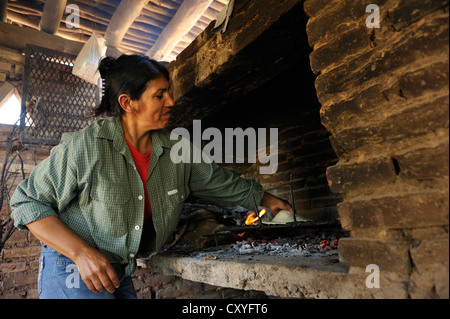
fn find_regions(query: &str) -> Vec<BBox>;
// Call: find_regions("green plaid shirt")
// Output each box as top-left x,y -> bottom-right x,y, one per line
11,116 -> 264,275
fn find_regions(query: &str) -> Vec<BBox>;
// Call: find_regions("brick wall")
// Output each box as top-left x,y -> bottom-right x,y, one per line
0,124 -> 50,299
0,45 -> 38,298
196,59 -> 342,222
165,0 -> 342,223
304,0 -> 449,298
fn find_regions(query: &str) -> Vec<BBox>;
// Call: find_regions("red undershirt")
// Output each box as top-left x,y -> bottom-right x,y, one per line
124,137 -> 152,248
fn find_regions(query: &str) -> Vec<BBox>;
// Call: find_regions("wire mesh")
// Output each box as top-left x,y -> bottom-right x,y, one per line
20,45 -> 99,145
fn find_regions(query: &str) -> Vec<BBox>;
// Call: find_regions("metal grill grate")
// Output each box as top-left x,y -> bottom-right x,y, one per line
20,45 -> 99,145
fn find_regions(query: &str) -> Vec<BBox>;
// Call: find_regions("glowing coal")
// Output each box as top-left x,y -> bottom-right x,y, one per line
192,231 -> 348,260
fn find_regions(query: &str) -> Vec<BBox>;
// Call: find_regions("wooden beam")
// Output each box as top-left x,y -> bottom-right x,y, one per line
104,0 -> 149,50
1,0 -> 7,22
0,21 -> 83,55
5,11 -> 39,29
150,0 -> 180,11
142,2 -> 175,17
146,0 -> 214,61
75,0 -> 116,16
7,0 -> 43,16
39,0 -> 67,34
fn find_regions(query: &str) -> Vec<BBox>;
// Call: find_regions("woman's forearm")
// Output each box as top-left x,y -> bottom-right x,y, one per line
27,215 -> 91,260
27,216 -> 120,293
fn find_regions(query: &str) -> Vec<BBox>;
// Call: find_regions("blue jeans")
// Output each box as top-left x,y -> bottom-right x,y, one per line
38,244 -> 137,299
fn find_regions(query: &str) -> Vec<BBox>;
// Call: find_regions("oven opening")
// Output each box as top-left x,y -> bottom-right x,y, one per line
160,0 -> 345,259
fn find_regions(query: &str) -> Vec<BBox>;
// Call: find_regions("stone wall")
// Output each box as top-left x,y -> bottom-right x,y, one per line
304,0 -> 449,298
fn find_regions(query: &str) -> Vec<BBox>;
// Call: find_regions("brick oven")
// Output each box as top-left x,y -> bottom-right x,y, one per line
0,0 -> 448,299
137,0 -> 449,299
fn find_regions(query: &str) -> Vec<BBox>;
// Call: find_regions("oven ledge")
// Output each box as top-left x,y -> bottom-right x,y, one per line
137,253 -> 407,298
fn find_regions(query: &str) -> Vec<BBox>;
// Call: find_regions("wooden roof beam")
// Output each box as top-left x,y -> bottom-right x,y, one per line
104,0 -> 149,51
0,21 -> 83,55
39,0 -> 67,34
146,0 -> 214,61
1,0 -> 8,22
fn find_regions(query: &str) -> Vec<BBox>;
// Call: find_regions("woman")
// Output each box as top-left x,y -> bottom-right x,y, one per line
10,54 -> 291,299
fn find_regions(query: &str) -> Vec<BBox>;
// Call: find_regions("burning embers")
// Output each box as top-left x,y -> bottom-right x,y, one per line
232,233 -> 339,257
174,202 -> 345,257
193,231 -> 348,260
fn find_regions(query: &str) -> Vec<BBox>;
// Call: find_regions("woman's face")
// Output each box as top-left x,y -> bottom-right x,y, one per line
132,76 -> 175,130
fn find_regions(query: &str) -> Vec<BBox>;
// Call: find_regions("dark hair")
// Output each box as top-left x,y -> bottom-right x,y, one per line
93,54 -> 170,117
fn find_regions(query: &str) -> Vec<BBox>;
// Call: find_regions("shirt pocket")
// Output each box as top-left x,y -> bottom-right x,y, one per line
89,173 -> 131,204
87,173 -> 132,242
166,187 -> 186,205
164,187 -> 187,230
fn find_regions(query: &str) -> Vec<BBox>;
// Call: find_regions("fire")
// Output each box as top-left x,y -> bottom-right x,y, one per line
244,209 -> 266,225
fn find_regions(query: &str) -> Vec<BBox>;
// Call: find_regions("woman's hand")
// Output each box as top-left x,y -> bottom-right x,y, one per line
73,246 -> 120,293
260,192 -> 293,215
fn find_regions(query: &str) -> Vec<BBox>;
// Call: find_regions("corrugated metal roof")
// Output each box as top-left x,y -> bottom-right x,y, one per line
5,0 -> 229,61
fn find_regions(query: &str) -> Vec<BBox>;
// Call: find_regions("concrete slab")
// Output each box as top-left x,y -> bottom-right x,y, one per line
138,252 -> 407,298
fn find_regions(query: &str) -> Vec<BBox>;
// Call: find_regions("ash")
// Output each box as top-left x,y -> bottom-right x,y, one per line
191,231 -> 348,260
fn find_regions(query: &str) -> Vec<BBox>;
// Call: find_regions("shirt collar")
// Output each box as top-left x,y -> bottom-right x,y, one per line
95,116 -> 168,158
96,116 -> 123,141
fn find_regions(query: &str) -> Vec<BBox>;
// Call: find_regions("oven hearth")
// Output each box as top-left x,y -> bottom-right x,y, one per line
137,204 -> 361,299
164,198 -> 344,253
161,199 -> 348,263
192,229 -> 347,260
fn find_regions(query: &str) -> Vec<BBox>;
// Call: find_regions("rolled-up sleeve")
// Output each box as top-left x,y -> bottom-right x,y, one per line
10,140 -> 78,230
